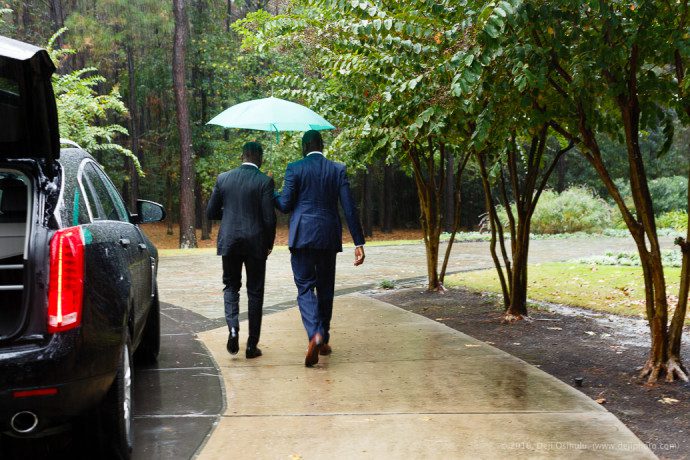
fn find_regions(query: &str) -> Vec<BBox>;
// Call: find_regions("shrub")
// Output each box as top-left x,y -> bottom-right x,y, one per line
575,250 -> 682,268
497,187 -> 612,234
656,210 -> 688,231
379,279 -> 395,289
614,176 -> 687,215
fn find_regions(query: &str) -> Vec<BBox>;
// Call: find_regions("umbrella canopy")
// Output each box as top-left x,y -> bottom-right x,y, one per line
207,96 -> 335,133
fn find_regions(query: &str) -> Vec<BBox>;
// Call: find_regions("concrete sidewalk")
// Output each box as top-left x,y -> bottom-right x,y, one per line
195,294 -> 655,459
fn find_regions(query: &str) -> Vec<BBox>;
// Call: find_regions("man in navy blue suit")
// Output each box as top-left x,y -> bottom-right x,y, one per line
275,130 -> 365,367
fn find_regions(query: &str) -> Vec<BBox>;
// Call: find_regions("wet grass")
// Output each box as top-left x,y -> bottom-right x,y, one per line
445,262 -> 690,322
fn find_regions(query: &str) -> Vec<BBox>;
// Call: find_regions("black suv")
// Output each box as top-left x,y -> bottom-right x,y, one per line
0,36 -> 164,458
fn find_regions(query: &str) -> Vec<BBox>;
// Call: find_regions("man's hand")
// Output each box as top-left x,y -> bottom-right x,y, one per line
354,246 -> 365,266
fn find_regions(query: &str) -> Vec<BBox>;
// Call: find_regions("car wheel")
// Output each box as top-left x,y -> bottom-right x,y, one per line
102,333 -> 134,459
134,288 -> 160,364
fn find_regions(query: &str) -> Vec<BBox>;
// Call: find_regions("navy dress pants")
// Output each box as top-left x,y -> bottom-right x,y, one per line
290,248 -> 337,343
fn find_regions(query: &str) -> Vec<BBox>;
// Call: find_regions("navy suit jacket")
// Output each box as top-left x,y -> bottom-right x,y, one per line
206,164 -> 276,258
275,153 -> 364,252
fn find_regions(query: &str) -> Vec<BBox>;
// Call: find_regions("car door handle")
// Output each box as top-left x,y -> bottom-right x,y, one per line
119,238 -> 131,248
138,243 -> 147,251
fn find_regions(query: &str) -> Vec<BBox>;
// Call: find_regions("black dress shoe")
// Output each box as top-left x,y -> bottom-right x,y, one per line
246,346 -> 262,359
227,330 -> 239,355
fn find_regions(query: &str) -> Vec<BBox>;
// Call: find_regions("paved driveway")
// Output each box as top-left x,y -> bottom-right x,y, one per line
137,236 -> 665,459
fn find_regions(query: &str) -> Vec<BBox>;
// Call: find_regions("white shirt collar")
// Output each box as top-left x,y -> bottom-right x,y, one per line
306,151 -> 324,157
242,162 -> 259,168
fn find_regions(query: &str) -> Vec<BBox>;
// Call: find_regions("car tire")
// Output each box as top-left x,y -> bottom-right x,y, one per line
134,288 -> 160,364
102,332 -> 134,459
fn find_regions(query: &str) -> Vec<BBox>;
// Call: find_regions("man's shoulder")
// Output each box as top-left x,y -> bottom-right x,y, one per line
287,157 -> 308,168
256,169 -> 273,184
217,170 -> 232,181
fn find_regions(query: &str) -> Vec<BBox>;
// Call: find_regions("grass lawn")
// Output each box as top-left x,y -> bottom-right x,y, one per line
445,262 -> 689,322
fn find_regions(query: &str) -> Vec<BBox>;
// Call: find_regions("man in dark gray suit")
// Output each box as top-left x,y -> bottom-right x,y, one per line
207,142 -> 276,359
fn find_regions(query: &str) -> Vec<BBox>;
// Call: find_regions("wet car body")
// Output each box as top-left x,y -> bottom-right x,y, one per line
0,36 -> 163,457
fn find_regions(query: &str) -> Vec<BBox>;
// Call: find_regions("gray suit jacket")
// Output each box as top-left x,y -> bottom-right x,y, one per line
206,164 -> 276,258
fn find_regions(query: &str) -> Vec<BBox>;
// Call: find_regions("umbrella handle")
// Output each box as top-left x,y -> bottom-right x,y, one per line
271,123 -> 280,143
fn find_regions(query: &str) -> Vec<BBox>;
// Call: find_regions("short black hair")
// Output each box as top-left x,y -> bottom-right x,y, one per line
242,141 -> 263,166
301,130 -> 323,156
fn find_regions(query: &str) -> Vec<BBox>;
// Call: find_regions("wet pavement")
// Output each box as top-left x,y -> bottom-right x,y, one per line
145,236 -> 661,459
198,294 -> 655,459
131,303 -> 223,459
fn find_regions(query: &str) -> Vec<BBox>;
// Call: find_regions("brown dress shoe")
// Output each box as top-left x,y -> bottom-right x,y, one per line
305,333 -> 323,367
319,343 -> 332,356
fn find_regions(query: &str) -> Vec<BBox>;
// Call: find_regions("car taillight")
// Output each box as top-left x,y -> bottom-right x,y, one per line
48,226 -> 85,333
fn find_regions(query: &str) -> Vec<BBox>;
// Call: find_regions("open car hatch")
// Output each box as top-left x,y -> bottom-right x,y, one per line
0,35 -> 59,169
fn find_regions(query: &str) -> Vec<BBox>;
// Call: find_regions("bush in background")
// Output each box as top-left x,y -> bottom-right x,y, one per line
656,210 -> 688,232
498,187 -> 612,234
614,176 -> 687,215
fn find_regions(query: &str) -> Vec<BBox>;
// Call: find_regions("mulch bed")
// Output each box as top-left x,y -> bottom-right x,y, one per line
372,286 -> 690,460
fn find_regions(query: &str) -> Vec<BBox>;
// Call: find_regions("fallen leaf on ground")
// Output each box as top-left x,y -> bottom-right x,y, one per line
595,398 -> 607,404
659,397 -> 680,405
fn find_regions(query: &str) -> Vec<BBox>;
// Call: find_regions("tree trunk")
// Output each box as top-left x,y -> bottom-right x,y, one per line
382,162 -> 393,233
49,0 -> 65,55
615,56 -> 671,381
121,157 -> 130,213
506,223 -> 530,318
666,49 -> 690,382
406,142 -> 441,291
440,151 -> 471,284
126,45 -> 140,210
556,154 -> 567,192
173,0 -> 197,248
476,150 -> 510,307
202,198 -> 212,240
226,0 -> 233,29
561,89 -> 673,382
195,180 -> 204,230
363,165 -> 374,237
444,153 -> 454,232
166,173 -> 174,236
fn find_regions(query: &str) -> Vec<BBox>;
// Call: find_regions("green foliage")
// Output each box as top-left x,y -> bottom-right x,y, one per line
498,187 -> 612,234
378,279 -> 395,289
0,8 -> 10,24
575,250 -> 683,268
656,210 -> 688,232
46,29 -> 137,172
615,176 -> 688,215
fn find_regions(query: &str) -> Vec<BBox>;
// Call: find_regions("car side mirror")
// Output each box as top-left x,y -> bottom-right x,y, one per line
132,200 -> 165,224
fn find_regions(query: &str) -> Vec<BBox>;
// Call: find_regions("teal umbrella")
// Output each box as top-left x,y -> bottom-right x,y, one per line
207,96 -> 335,141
